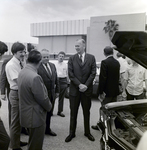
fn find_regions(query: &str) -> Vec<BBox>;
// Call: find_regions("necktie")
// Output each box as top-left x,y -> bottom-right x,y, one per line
45,63 -> 52,77
20,61 -> 23,69
79,54 -> 83,65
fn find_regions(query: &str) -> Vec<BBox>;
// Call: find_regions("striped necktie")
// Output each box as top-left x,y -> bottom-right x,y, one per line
45,63 -> 52,76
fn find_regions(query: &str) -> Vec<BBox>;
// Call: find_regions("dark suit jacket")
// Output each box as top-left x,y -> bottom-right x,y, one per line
38,62 -> 59,100
68,53 -> 96,96
18,64 -> 52,128
98,56 -> 120,97
0,57 -> 12,95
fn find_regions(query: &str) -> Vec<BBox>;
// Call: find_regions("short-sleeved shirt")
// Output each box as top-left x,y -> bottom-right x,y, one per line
5,56 -> 22,90
117,57 -> 128,74
54,61 -> 67,78
124,64 -> 147,95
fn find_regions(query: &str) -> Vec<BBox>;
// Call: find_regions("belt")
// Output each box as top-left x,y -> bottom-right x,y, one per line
10,89 -> 18,91
59,77 -> 67,79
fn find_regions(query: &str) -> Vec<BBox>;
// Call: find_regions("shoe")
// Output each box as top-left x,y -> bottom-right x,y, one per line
57,112 -> 65,117
65,134 -> 76,142
13,148 -> 22,150
45,130 -> 57,136
84,133 -> 95,141
20,141 -> 28,147
91,125 -> 99,130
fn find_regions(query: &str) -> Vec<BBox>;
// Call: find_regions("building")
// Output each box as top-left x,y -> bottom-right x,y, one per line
4,13 -> 147,62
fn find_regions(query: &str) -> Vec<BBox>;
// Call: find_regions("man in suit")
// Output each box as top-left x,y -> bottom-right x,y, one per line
18,50 -> 52,150
0,41 -> 10,150
65,39 -> 96,142
91,46 -> 120,130
38,49 -> 59,136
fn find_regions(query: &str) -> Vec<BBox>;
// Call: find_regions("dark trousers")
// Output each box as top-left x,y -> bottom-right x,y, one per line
69,93 -> 91,135
45,95 -> 53,132
9,90 -> 21,149
0,119 -> 10,150
58,78 -> 67,113
126,90 -> 145,100
28,124 -> 45,150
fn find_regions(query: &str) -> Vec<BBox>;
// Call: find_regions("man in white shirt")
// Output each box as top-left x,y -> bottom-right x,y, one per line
5,42 -> 27,150
54,51 -> 68,117
124,60 -> 147,100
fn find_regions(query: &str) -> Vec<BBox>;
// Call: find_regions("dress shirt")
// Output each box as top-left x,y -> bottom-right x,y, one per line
124,64 -> 147,95
117,57 -> 128,74
5,56 -> 22,90
54,61 -> 67,78
78,52 -> 85,63
43,63 -> 52,75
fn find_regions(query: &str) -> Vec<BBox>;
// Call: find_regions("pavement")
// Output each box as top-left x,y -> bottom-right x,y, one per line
0,97 -> 102,150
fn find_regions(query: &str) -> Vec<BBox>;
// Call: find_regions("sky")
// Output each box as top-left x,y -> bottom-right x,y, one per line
0,0 -> 147,44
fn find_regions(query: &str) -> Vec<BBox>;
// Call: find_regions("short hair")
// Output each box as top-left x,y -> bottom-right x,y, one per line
11,42 -> 25,54
104,46 -> 113,56
27,43 -> 35,53
27,50 -> 42,64
116,52 -> 123,58
0,41 -> 8,55
76,39 -> 85,44
58,51 -> 66,56
41,49 -> 49,53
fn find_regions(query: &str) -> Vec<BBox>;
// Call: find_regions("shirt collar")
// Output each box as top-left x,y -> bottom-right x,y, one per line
106,54 -> 113,59
78,52 -> 85,58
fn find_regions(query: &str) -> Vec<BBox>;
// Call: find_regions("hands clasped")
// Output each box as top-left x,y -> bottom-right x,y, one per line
79,84 -> 87,92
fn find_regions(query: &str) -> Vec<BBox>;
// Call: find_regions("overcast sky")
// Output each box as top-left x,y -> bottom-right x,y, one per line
0,0 -> 147,44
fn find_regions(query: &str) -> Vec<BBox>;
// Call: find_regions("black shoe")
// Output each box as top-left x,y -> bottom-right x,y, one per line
65,134 -> 76,142
57,112 -> 65,117
20,141 -> 28,147
13,148 -> 22,150
91,125 -> 99,130
84,133 -> 95,141
45,130 -> 57,136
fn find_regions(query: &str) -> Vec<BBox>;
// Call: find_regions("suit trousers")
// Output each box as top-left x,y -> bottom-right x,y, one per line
46,95 -> 53,132
28,124 -> 45,150
0,119 -> 10,150
9,90 -> 21,149
58,78 -> 67,113
69,92 -> 91,135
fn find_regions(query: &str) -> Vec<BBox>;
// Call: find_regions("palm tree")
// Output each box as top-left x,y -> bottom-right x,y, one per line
103,19 -> 119,40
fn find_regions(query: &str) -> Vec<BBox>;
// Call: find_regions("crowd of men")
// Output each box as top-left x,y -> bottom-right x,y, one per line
0,39 -> 146,150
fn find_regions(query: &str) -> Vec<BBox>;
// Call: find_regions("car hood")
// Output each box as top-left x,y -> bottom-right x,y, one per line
111,31 -> 147,69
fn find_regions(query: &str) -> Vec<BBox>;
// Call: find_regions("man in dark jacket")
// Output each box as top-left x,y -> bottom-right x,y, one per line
65,39 -> 96,142
38,49 -> 59,136
92,46 -> 120,130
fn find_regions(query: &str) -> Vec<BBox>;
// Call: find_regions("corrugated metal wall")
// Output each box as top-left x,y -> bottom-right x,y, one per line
31,19 -> 90,37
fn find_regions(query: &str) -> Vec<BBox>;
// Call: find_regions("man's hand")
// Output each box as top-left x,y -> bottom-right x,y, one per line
0,95 -> 6,101
98,93 -> 105,102
55,93 -> 59,99
79,84 -> 87,92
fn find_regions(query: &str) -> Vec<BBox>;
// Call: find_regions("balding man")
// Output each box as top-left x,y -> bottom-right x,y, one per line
65,39 -> 96,142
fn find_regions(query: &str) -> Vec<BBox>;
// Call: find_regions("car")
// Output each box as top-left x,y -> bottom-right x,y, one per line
98,31 -> 147,150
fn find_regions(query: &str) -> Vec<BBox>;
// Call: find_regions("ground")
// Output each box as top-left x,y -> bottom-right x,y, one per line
1,97 -> 101,150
